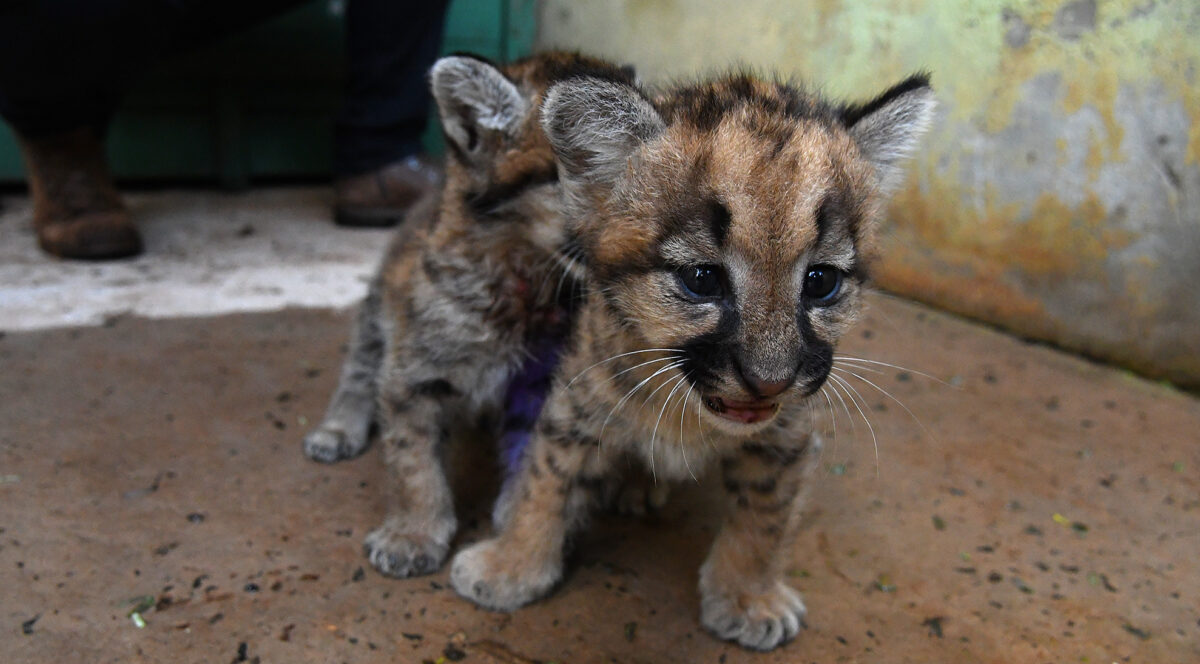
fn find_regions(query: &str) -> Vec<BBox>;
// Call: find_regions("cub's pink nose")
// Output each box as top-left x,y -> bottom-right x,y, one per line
745,375 -> 792,399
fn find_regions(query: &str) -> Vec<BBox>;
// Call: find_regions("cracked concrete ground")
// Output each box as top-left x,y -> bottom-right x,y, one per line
1,189 -> 1197,663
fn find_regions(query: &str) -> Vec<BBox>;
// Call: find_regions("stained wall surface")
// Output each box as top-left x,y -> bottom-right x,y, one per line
535,0 -> 1200,388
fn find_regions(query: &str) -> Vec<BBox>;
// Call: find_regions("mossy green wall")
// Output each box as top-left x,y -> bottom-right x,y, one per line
536,0 -> 1200,388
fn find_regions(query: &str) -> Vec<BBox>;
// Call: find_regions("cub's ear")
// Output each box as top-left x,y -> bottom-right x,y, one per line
840,73 -> 936,194
430,55 -> 527,159
540,77 -> 664,186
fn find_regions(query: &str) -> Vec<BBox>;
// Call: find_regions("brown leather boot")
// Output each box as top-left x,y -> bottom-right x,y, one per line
18,128 -> 142,260
333,154 -> 442,227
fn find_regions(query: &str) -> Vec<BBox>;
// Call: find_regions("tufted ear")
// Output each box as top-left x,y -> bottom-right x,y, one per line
540,77 -> 665,188
431,55 -> 527,160
840,73 -> 936,194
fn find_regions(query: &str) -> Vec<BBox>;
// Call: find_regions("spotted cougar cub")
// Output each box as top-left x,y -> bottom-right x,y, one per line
446,72 -> 934,651
303,52 -> 636,573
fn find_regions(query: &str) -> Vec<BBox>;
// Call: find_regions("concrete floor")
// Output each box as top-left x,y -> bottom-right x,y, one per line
0,188 -> 389,331
1,189 -> 1198,663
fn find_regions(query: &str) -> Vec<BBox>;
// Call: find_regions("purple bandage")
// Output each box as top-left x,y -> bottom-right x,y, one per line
498,335 -> 565,474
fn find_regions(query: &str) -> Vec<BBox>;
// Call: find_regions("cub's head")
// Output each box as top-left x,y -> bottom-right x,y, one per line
542,72 -> 934,434
430,52 -> 637,218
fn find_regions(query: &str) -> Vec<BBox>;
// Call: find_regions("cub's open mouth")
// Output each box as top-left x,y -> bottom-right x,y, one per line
702,396 -> 780,424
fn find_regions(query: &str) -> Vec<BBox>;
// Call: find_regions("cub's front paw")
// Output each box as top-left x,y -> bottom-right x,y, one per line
700,582 -> 807,651
363,522 -> 450,578
450,538 -> 561,611
303,426 -> 364,463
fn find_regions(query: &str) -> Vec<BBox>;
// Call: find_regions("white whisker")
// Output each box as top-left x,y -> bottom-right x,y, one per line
825,374 -> 857,442
819,385 -> 837,448
636,363 -> 689,412
580,355 -> 684,399
833,355 -> 954,388
694,400 -> 709,454
833,361 -> 886,376
828,373 -> 879,476
567,348 -> 684,387
529,253 -> 563,297
599,360 -> 686,444
553,256 -> 575,302
823,378 -> 854,460
649,374 -> 689,484
832,365 -> 936,443
678,382 -> 698,483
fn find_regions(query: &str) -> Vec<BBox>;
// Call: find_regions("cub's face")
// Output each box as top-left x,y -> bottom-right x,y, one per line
600,119 -> 873,432
544,74 -> 934,434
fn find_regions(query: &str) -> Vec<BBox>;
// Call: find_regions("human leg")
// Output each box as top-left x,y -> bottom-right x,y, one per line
333,0 -> 449,227
0,0 -> 305,258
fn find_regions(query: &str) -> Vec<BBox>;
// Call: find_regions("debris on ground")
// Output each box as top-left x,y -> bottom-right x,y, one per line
921,616 -> 945,638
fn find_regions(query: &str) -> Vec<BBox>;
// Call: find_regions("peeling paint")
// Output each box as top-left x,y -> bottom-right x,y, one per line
1003,8 -> 1033,48
885,177 -> 1128,284
1053,0 -> 1097,41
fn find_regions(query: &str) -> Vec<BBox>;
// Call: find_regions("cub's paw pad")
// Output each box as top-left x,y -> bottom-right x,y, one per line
701,583 -> 807,652
450,539 -> 560,611
303,426 -> 360,463
362,526 -> 447,578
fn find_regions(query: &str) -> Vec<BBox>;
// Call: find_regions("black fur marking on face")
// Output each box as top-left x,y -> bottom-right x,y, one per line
815,192 -> 859,251
795,315 -> 834,396
465,163 -> 559,217
594,252 -> 657,285
680,337 -> 723,393
707,198 -> 731,248
839,71 -> 932,128
768,125 -> 794,159
814,194 -> 837,246
680,305 -> 740,393
813,192 -> 865,280
661,75 -> 841,132
651,191 -> 729,258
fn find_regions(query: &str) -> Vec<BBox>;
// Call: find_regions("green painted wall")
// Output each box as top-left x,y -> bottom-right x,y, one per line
537,0 -> 1200,389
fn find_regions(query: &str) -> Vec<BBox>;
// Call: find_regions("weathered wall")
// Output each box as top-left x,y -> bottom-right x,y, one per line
536,0 -> 1200,388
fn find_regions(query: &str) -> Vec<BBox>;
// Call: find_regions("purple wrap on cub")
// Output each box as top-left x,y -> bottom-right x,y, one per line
498,336 -> 565,474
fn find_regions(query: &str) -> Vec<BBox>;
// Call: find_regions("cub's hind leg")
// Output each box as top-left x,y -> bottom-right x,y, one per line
304,281 -> 384,463
363,374 -> 460,578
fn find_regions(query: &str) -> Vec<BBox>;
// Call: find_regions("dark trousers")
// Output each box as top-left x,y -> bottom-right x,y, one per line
0,0 -> 448,175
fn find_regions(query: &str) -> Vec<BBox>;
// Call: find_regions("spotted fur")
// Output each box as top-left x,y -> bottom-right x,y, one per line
303,52 -> 637,578
448,70 -> 935,652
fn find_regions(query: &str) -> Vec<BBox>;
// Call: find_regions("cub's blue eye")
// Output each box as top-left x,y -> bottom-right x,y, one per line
677,264 -> 724,299
803,265 -> 842,303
